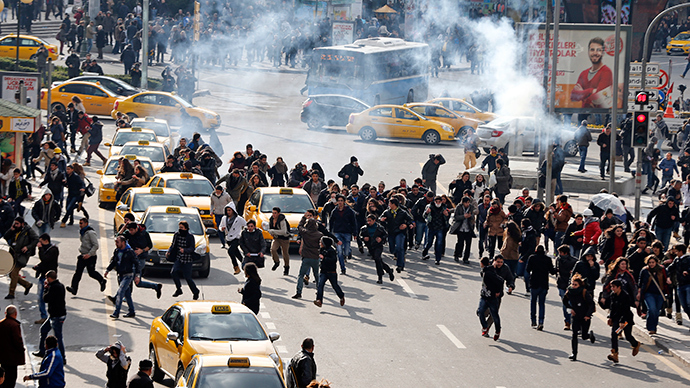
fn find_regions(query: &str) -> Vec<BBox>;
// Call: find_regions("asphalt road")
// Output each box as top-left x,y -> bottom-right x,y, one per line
2,59 -> 690,388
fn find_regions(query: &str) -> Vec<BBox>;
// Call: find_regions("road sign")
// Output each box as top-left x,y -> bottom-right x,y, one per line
628,76 -> 660,89
627,101 -> 658,111
628,89 -> 659,101
629,62 -> 660,75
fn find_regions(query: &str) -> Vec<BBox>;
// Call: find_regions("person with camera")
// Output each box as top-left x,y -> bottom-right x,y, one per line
95,341 -> 131,388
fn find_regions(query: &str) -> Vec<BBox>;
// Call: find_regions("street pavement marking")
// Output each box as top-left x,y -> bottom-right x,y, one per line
396,278 -> 416,298
99,208 -> 117,340
265,322 -> 276,330
276,345 -> 288,354
437,324 -> 466,349
261,311 -> 271,319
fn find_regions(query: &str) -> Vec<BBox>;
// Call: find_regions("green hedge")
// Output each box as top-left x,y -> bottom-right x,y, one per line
0,57 -> 162,90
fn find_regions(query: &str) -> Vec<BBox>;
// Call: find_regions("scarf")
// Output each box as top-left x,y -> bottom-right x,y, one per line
489,206 -> 501,215
274,161 -> 287,174
15,179 -> 22,197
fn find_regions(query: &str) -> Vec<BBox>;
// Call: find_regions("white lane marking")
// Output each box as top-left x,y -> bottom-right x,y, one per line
396,278 -> 416,298
276,345 -> 288,354
261,312 -> 271,319
260,302 -> 266,308
437,324 -> 466,349
99,208 -> 117,339
265,322 -> 276,330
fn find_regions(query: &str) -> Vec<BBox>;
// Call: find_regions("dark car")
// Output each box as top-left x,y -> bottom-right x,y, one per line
52,75 -> 140,96
300,94 -> 370,130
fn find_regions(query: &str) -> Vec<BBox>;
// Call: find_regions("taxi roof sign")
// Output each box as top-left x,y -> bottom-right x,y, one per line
145,116 -> 155,121
137,140 -> 150,145
131,127 -> 142,131
150,187 -> 164,194
279,188 -> 293,195
180,173 -> 194,179
166,207 -> 181,213
227,357 -> 250,368
124,154 -> 137,160
212,305 -> 231,314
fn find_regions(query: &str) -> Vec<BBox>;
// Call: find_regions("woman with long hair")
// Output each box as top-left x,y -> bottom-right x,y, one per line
601,257 -> 638,308
238,262 -> 262,314
485,199 -> 507,260
71,95 -> 85,113
268,157 -> 288,187
71,162 -> 90,220
247,173 -> 264,193
472,174 -> 487,203
638,255 -> 668,334
562,274 -> 596,361
114,158 -> 135,201
500,220 -> 521,276
133,165 -> 149,187
599,225 -> 629,268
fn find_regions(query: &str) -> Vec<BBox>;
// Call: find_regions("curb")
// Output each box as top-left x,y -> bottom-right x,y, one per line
632,325 -> 690,368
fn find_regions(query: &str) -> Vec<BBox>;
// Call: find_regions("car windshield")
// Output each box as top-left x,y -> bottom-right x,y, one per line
113,132 -> 157,146
195,366 -> 283,388
675,33 -> 690,40
172,94 -> 194,108
120,145 -> 165,162
188,312 -> 267,341
260,194 -> 313,213
104,160 -> 154,176
143,213 -> 204,235
132,122 -> 169,138
166,179 -> 214,196
132,194 -> 186,212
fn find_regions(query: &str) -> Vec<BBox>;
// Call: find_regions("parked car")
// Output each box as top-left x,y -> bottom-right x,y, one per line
476,117 -> 579,157
301,94 -> 370,129
52,75 -> 140,96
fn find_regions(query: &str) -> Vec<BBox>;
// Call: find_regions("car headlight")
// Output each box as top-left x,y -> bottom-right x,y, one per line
442,125 -> 453,132
204,112 -> 214,119
269,353 -> 281,368
194,241 -> 207,255
103,182 -> 114,189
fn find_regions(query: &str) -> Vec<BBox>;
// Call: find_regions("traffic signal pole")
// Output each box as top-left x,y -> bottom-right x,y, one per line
609,0 -> 621,193
636,2 -> 690,219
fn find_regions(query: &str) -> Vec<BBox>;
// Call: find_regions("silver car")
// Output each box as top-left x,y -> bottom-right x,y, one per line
476,116 -> 578,157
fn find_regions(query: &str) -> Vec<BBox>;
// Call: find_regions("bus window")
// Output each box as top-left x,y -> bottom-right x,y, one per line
369,107 -> 393,117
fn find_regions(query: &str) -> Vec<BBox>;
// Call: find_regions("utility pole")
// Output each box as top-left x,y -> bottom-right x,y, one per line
545,0 -> 561,204
47,59 -> 53,121
537,0 -> 552,201
609,0 -> 622,193
142,0 -> 149,89
15,1 -> 21,70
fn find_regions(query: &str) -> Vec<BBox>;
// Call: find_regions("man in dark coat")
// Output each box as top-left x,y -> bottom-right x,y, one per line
421,153 -> 446,194
287,338 -> 316,388
337,156 -> 363,188
96,25 -> 107,59
0,305 -> 26,388
4,217 -> 37,299
127,359 -> 153,388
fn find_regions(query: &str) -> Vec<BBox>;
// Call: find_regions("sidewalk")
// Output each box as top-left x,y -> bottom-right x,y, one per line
633,313 -> 690,368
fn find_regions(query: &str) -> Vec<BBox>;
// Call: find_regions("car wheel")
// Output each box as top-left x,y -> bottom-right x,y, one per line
306,115 -> 323,130
199,254 -> 210,278
564,140 -> 579,157
50,102 -> 66,112
126,112 -> 138,119
406,89 -> 414,103
482,147 -> 491,154
149,347 -> 164,382
457,126 -> 473,143
672,134 -> 681,151
359,126 -> 377,142
175,365 -> 184,384
423,130 -> 441,145
30,54 -> 37,60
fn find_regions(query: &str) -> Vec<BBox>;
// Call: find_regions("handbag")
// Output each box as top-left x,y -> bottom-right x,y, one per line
84,178 -> 96,197
474,149 -> 481,158
488,171 -> 497,187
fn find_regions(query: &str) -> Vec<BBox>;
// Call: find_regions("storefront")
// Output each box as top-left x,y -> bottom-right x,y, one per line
296,0 -> 364,21
0,98 -> 41,170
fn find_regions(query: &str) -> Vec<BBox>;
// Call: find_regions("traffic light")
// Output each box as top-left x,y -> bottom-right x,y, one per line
632,111 -> 649,147
635,91 -> 649,106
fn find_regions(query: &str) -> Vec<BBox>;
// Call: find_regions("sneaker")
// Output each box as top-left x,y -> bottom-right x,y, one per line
271,262 -> 280,271
481,328 -> 489,337
34,318 -> 46,324
107,296 -> 116,305
193,292 -> 200,300
376,279 -> 383,284
435,260 -> 440,265
341,269 -> 346,275
123,312 -> 136,318
100,279 -> 107,292
24,283 -> 33,295
537,324 -> 544,331
66,286 -> 76,296
109,314 -> 118,319
589,331 -> 596,344
172,289 -> 183,297
358,246 -> 364,254
388,269 -> 395,281
454,256 -> 460,262
313,300 -> 322,308
283,266 -> 290,276
564,322 -> 571,331
414,244 -> 420,250
156,284 -> 162,299
340,297 -> 345,306
292,293 -> 302,299
531,322 -> 537,329
493,332 -> 500,341
568,353 -> 577,361
303,275 -> 309,285
32,351 -> 45,358
396,267 -> 402,273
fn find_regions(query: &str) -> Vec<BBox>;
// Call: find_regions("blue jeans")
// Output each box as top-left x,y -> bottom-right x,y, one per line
643,160 -> 654,188
334,232 -> 351,272
678,284 -> 690,318
61,195 -> 79,223
113,274 -> 134,316
425,228 -> 445,262
578,146 -> 588,171
558,288 -> 570,324
389,233 -> 406,269
477,297 -> 501,332
214,214 -> 225,245
644,293 -> 664,331
554,231 -> 566,250
569,245 -> 581,259
415,221 -> 428,246
297,258 -> 319,294
655,227 -> 672,252
530,287 -> 548,325
38,276 -> 47,319
135,257 -> 158,290
86,38 -> 93,52
316,272 -> 344,301
683,61 -> 690,77
37,222 -> 52,236
39,316 -> 65,361
662,175 -> 673,189
171,260 -> 199,295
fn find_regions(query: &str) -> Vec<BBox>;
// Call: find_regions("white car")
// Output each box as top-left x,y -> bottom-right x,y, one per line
130,117 -> 176,149
476,116 -> 579,157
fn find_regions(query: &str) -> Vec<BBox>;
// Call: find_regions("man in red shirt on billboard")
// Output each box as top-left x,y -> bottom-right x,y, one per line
570,37 -> 613,108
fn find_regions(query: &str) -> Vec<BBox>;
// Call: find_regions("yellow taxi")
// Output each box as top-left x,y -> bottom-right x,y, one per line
148,301 -> 282,383
114,187 -> 186,231
667,31 -> 690,55
104,127 -> 159,157
40,80 -> 119,115
404,102 -> 483,139
97,155 -> 155,207
111,91 -> 221,130
119,140 -> 171,172
244,187 -> 316,243
130,117 -> 176,147
0,34 -> 58,61
426,97 -> 498,123
146,172 -> 216,228
175,354 -> 286,388
140,206 -> 213,277
346,105 -> 455,145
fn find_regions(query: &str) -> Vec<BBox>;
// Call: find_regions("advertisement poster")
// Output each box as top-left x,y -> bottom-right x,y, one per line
0,132 -> 17,163
600,0 -> 632,24
10,117 -> 35,133
524,23 -> 631,113
332,21 -> 355,46
333,6 -> 350,21
0,73 -> 41,110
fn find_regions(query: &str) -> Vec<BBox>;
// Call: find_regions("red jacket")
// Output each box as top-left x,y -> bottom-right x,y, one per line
572,219 -> 602,246
77,114 -> 92,135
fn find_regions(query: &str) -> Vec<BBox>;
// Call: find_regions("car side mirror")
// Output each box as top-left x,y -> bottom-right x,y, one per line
96,170 -> 103,175
206,228 -> 217,235
167,332 -> 179,342
103,142 -> 111,147
117,204 -> 128,211
268,332 -> 280,342
249,205 -> 256,212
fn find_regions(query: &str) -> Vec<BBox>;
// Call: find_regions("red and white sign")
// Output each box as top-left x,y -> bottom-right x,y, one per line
1,74 -> 40,109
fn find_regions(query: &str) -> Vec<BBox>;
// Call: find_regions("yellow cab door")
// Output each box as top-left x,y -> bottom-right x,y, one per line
0,37 -> 17,58
130,93 -> 158,117
56,84 -> 85,111
114,190 -> 131,230
366,106 -> 394,137
394,108 -> 424,138
82,84 -> 114,115
244,190 -> 261,219
155,95 -> 183,125
452,100 -> 479,121
155,307 -> 183,374
19,37 -> 39,60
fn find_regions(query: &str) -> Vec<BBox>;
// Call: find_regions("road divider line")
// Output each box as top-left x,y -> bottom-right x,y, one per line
437,324 -> 466,349
260,312 -> 271,319
276,345 -> 288,354
396,278 -> 416,298
99,208 -> 117,340
265,322 -> 276,330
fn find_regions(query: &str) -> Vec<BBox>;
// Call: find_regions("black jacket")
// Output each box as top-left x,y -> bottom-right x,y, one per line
421,154 -> 445,182
8,177 -> 31,200
571,253 -> 601,292
31,196 -> 61,228
379,207 -> 413,236
563,221 -> 584,251
107,246 -> 137,275
526,253 -> 556,289
411,197 -> 432,222
449,178 -> 472,204
123,229 -> 153,259
609,289 -> 635,326
359,222 -> 387,250
480,265 -> 504,299
522,205 -> 545,234
40,170 -> 65,199
563,286 -> 595,318
495,264 -> 515,290
0,200 -> 14,236
646,202 -> 680,229
239,229 -> 266,255
667,254 -> 690,287
555,254 -> 578,290
519,227 -> 538,260
64,171 -> 85,198
287,349 -> 316,388
319,246 -> 338,272
44,279 -> 67,317
127,371 -> 153,388
329,205 -> 357,235
338,162 -> 363,187
35,244 -> 59,277
240,278 -> 262,314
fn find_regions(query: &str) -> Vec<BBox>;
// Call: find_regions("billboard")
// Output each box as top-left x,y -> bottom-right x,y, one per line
0,72 -> 41,110
523,23 -> 632,113
332,21 -> 355,46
